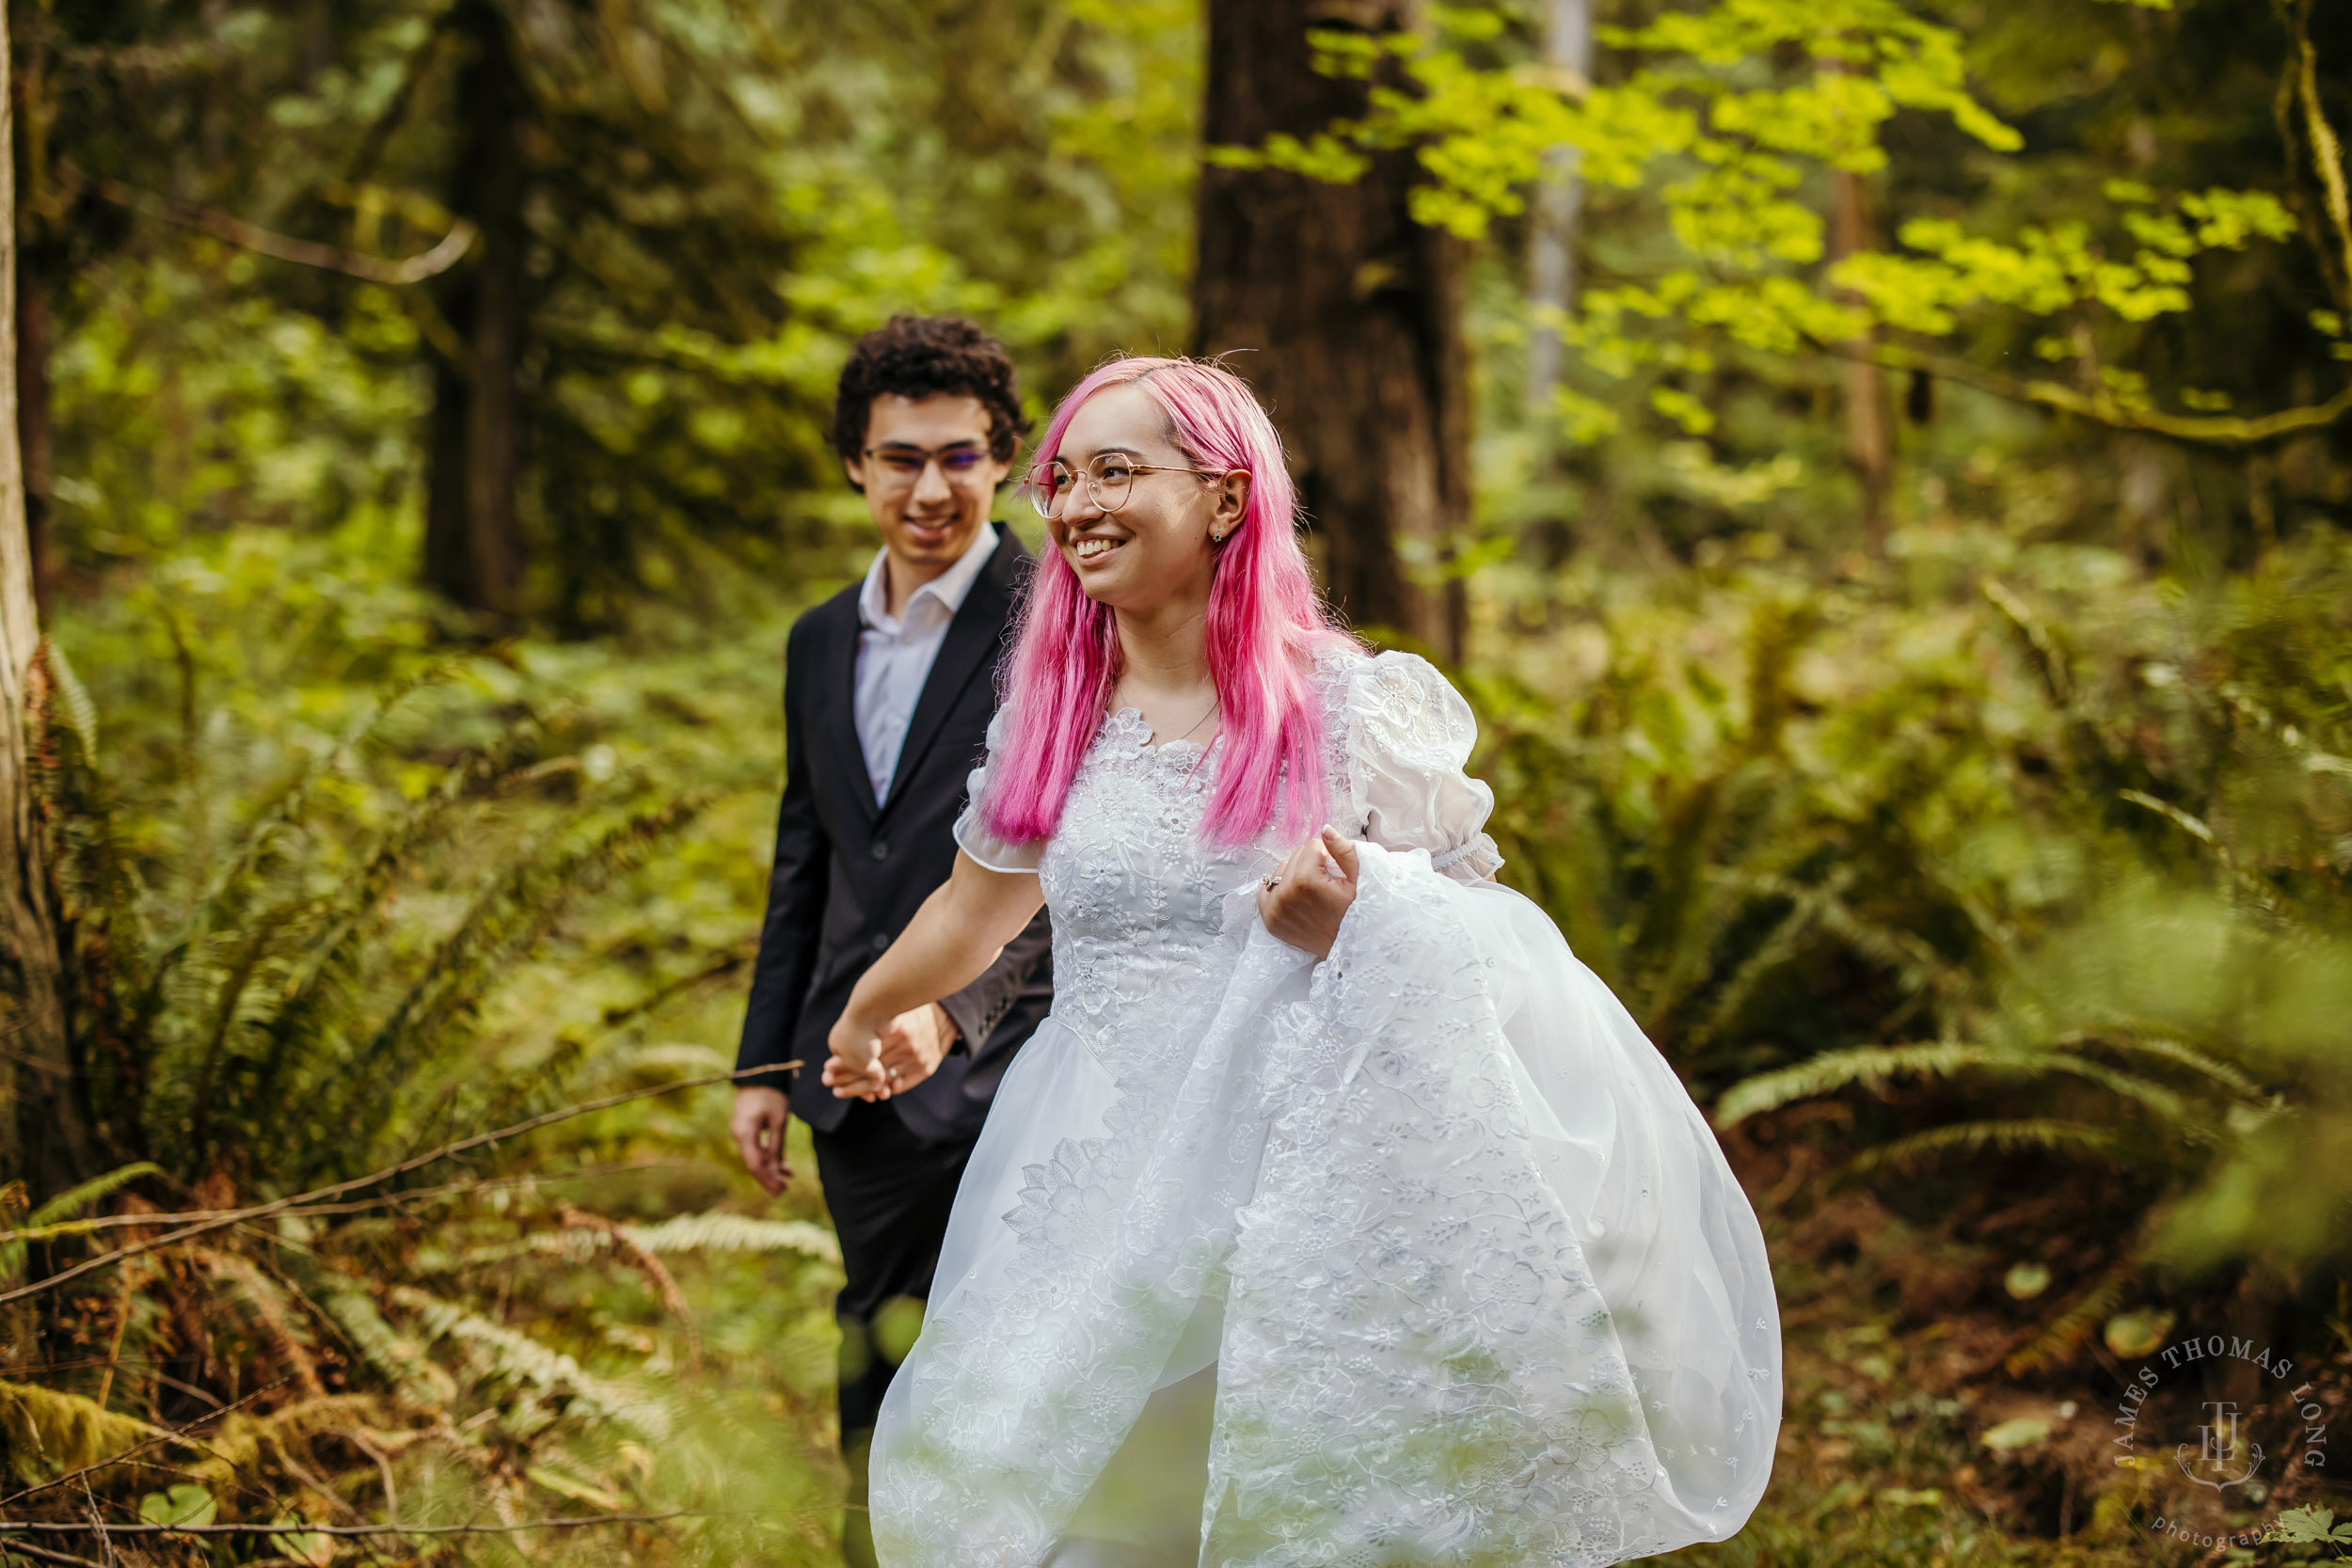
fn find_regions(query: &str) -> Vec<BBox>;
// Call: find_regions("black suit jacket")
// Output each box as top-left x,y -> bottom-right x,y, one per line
735,524 -> 1052,1143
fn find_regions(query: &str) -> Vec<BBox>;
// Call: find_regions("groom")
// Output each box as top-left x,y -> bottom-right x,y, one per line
730,314 -> 1053,1566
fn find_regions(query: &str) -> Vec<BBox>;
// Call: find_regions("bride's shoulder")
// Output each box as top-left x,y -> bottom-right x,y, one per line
1311,643 -> 1465,713
1309,644 -> 1478,762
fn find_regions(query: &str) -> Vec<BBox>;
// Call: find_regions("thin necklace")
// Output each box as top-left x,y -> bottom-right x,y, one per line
1169,695 -> 1219,745
1126,689 -> 1218,748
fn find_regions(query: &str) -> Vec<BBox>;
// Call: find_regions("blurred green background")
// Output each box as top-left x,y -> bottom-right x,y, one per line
2,0 -> 2348,1562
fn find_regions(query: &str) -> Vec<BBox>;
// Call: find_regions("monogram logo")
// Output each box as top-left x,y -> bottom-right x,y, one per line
2177,1399 -> 2264,1491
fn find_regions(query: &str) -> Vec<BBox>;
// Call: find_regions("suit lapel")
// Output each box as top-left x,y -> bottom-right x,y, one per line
878,528 -> 1027,821
822,593 -> 881,825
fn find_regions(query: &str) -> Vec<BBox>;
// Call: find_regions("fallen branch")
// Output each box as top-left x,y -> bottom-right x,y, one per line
0,1537 -> 107,1566
77,172 -> 475,285
0,1509 -> 726,1538
1849,341 -> 2352,448
0,1064 -> 796,1307
8,1159 -> 711,1243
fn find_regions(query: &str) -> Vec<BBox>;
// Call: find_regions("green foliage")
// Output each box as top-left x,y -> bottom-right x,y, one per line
6,545 -> 857,1558
2276,1505 -> 2352,1556
35,0 -> 1202,625
1222,0 -> 2352,517
20,0 -> 2352,1558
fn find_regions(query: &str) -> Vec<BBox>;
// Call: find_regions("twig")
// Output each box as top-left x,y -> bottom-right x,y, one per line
554,1202 -> 701,1372
12,1158 -> 712,1242
91,1263 -> 135,1410
74,172 -> 476,285
348,1429 -> 400,1520
72,1483 -> 113,1568
0,1538 -> 108,1567
1844,341 -> 2352,448
0,1509 -> 732,1538
0,1066 -> 795,1306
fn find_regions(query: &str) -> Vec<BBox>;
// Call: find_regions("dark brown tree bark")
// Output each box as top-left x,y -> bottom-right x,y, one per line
423,0 -> 528,624
16,272 -> 51,610
1831,166 -> 1891,547
1191,0 -> 1470,661
1,2 -> 93,1197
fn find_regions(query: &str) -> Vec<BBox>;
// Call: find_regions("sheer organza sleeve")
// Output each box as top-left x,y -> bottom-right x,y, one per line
1338,650 -> 1505,882
951,705 -> 1042,875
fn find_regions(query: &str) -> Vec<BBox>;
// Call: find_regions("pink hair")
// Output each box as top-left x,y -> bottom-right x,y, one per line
980,356 -> 1361,849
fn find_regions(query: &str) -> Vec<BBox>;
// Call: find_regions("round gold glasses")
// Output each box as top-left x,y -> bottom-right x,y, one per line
1026,453 -> 1231,519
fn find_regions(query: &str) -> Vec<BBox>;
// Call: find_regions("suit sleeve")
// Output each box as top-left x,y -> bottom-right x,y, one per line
736,624 -> 831,1086
934,906 -> 1051,1052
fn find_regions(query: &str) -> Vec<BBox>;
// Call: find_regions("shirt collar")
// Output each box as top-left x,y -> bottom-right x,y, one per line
857,520 -> 1000,632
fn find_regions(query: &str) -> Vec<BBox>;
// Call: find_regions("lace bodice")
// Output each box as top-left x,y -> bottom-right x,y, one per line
954,648 -> 1504,1094
955,645 -> 1504,944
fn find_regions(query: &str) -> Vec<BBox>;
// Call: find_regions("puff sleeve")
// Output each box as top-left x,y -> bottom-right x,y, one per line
952,705 -> 1043,875
1336,650 -> 1505,883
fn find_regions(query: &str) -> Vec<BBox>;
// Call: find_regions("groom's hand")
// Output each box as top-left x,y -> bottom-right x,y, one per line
1259,826 -> 1360,960
729,1085 -> 793,1196
873,1003 -> 959,1097
825,1003 -> 957,1101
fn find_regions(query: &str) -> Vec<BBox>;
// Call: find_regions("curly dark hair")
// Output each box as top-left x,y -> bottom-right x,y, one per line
832,315 -> 1030,486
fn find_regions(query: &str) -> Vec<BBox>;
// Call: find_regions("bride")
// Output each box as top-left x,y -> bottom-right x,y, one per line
823,356 -> 1782,1567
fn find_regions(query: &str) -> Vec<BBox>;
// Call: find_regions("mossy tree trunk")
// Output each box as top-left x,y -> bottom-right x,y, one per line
0,2 -> 89,1198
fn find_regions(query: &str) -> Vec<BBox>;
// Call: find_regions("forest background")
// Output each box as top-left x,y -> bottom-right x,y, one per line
1,0 -> 2350,1563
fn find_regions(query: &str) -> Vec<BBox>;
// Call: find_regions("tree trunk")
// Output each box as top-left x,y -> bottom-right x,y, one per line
1830,166 -> 1891,546
16,272 -> 51,610
1525,0 -> 1592,419
423,0 -> 528,624
1192,0 -> 1470,661
0,2 -> 88,1197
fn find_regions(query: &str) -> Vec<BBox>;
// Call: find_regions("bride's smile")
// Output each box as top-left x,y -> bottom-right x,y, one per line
1037,382 -> 1248,628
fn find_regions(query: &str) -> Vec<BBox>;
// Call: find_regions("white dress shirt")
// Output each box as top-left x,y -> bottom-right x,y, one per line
854,522 -> 1000,805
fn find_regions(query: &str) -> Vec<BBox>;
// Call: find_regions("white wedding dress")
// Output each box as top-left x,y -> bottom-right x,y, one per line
869,649 -> 1781,1568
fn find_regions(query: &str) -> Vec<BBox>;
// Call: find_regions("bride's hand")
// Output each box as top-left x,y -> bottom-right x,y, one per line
1258,826 -> 1360,959
824,1009 -> 889,1101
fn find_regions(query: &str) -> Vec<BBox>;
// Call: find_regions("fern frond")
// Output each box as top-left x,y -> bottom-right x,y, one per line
151,658 -> 466,999
2068,1031 -> 2265,1099
237,719 -> 551,1127
1846,1119 -> 2122,1177
1715,1043 -> 2036,1127
319,1286 -> 457,1408
620,1212 -> 842,1265
197,1250 -> 326,1397
1982,579 -> 2074,706
1695,885 -> 1822,1046
25,1164 -> 166,1229
2033,1052 -> 2192,1130
43,640 -> 100,762
387,1285 -> 671,1437
0,1163 -> 165,1279
1716,1040 -> 2197,1132
2006,1252 -> 2144,1376
296,795 -> 710,1180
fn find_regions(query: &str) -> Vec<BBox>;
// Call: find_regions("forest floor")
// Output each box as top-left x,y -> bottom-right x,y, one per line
1697,1135 -> 2348,1568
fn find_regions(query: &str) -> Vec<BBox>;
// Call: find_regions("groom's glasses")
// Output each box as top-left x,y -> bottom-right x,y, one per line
1026,452 -> 1230,519
862,442 -> 994,492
